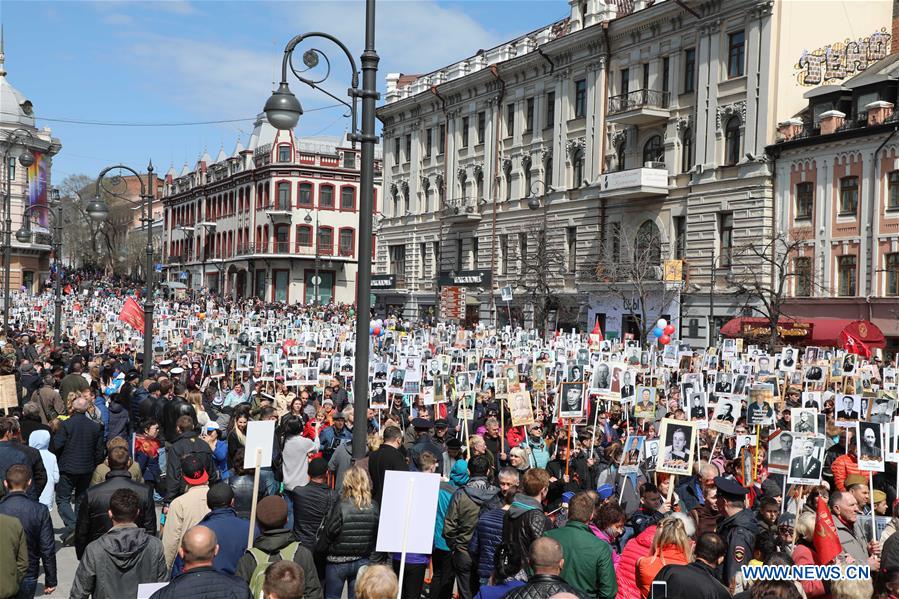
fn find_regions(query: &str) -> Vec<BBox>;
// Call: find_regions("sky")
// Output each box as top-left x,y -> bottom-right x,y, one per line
2,0 -> 566,182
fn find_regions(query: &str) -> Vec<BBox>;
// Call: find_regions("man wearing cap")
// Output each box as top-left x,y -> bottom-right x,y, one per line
319,408 -> 351,462
165,415 -> 218,504
162,454 -> 212,568
289,458 -> 338,549
410,418 -> 445,475
714,476 -> 758,591
171,483 -> 254,577
235,495 -> 322,599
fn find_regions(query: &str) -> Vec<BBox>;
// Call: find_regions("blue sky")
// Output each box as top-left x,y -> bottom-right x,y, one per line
2,0 -> 566,182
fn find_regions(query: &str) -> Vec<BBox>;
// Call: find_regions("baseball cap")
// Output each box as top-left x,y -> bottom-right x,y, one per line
181,454 -> 209,486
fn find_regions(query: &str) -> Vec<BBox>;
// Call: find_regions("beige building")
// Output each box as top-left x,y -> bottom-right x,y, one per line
376,0 -> 892,344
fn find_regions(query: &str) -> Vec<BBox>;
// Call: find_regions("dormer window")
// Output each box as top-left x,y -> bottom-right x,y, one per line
277,144 -> 292,163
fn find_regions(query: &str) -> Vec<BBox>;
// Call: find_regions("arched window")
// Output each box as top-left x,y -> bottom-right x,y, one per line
724,116 -> 741,166
459,171 -> 468,199
319,184 -> 335,209
571,149 -> 584,187
422,178 -> 431,213
681,128 -> 694,173
340,186 -> 356,211
318,226 -> 334,255
476,171 -> 484,201
545,157 -> 553,186
642,135 -> 664,165
634,220 -> 662,266
298,183 -> 313,208
338,227 -> 355,257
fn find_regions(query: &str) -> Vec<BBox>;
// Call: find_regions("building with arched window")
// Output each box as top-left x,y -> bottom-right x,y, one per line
161,116 -> 381,304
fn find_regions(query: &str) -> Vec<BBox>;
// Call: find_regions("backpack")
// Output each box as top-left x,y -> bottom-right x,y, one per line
493,510 -> 522,575
247,542 -> 300,599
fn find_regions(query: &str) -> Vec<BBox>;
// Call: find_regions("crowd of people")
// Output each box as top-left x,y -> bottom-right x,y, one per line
0,277 -> 897,599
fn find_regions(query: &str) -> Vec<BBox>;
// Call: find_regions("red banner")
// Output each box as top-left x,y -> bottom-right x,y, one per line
118,296 -> 145,334
813,496 -> 842,565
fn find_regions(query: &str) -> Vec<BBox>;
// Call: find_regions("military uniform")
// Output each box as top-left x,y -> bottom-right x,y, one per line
714,476 -> 758,590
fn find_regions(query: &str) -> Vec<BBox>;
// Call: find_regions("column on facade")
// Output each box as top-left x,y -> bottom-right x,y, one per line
818,159 -> 831,294
552,75 -> 567,187
585,58 -> 606,182
743,4 -> 774,159
694,24 -> 721,168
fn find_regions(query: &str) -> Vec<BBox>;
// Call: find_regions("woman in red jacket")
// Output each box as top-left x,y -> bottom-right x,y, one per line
792,512 -> 830,598
616,523 -> 657,599
635,514 -> 694,599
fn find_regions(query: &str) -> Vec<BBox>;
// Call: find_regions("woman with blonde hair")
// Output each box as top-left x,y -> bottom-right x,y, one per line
320,465 -> 380,599
792,511 -> 827,598
185,389 -> 209,427
508,446 -> 531,473
635,512 -> 694,598
355,564 -> 398,599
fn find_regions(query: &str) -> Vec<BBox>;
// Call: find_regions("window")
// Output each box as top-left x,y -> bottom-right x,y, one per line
889,171 -> 899,209
642,135 -> 664,165
719,212 -> 734,268
425,128 -> 433,158
545,91 -> 555,128
525,98 -> 535,132
795,182 -> 814,219
642,63 -> 649,90
545,156 -> 553,186
298,183 -> 313,208
506,104 -> 515,137
794,257 -> 812,296
566,226 -> 577,273
499,234 -> 508,276
278,144 -> 291,162
418,242 -> 427,278
683,48 -> 696,93
887,253 -> 899,296
340,186 -> 355,211
838,255 -> 857,296
688,319 -> 699,339
635,221 -> 662,266
476,171 -> 484,201
681,128 -> 694,173
471,237 -> 479,269
276,182 -> 291,210
389,245 -> 406,277
724,116 -> 741,166
296,225 -> 312,247
432,241 -> 439,275
728,30 -> 745,78
318,226 -> 334,255
574,79 -> 587,118
456,238 -> 463,272
504,169 -> 512,201
572,150 -> 584,188
438,124 -> 446,153
662,56 -> 670,93
393,138 -> 400,164
524,165 -> 533,194
518,233 -> 528,273
343,152 -> 354,169
319,185 -> 335,209
404,135 -> 411,161
616,142 -> 626,172
338,228 -> 355,257
620,69 -> 630,96
461,116 -> 470,148
611,222 -> 621,264
422,179 -> 431,213
839,176 -> 859,215
674,216 -> 686,260
477,112 -> 486,145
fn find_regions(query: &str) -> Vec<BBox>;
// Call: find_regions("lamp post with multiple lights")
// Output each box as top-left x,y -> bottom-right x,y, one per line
87,162 -> 156,379
263,0 -> 378,459
1,128 -> 37,333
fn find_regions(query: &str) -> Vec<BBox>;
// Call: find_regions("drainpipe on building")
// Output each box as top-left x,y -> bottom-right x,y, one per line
430,85 -> 448,278
869,126 -> 898,296
597,21 -> 612,326
489,64 -> 506,327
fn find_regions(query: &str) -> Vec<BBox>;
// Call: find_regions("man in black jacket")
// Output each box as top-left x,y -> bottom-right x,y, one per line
503,537 -> 587,599
0,464 -> 57,598
149,526 -> 251,599
161,384 -> 198,444
52,397 -> 105,541
165,415 -> 219,504
367,425 -> 407,504
74,446 -> 156,559
289,458 -> 337,547
507,468 -> 553,573
0,417 -> 47,501
654,532 -> 730,599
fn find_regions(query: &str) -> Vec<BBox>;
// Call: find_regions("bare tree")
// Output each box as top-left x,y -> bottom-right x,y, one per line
726,229 -> 815,351
514,222 -> 568,335
590,223 -> 681,344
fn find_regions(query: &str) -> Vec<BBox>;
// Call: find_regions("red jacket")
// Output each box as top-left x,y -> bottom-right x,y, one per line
635,545 -> 690,599
616,524 -> 656,599
792,543 -> 829,598
831,453 -> 871,491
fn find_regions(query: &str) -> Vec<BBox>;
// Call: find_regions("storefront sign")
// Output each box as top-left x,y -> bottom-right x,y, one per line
438,270 -> 492,288
371,274 -> 397,289
741,321 -> 811,338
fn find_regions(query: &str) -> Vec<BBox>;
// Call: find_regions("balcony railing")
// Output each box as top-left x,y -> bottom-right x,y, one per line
338,245 -> 354,258
608,89 -> 670,115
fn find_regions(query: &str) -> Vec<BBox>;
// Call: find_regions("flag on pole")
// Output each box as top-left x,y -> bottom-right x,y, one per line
591,320 -> 604,341
813,496 -> 843,565
118,296 -> 144,334
840,329 -> 871,360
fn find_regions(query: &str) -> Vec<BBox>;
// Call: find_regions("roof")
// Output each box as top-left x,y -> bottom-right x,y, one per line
0,27 -> 36,128
843,52 -> 899,89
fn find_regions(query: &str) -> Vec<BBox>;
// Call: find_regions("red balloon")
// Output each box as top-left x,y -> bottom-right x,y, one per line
659,334 -> 671,345
373,326 -> 381,336
663,324 -> 675,336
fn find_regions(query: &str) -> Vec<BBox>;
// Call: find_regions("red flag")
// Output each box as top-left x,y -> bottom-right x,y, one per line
840,329 -> 871,359
591,320 -> 604,341
63,284 -> 72,295
813,496 -> 843,565
118,296 -> 145,334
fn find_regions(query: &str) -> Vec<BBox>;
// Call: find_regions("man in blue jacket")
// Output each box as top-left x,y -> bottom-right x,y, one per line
0,464 -> 57,598
432,459 -> 468,599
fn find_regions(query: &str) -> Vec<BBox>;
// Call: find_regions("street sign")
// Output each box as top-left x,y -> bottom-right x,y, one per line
310,275 -> 322,286
500,286 -> 513,302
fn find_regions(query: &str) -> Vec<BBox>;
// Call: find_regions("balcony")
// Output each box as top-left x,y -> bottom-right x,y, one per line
598,167 -> 669,199
262,201 -> 293,223
441,197 -> 483,224
607,89 -> 670,126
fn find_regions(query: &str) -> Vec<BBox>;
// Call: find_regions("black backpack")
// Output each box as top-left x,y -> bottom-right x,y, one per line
494,510 -> 522,575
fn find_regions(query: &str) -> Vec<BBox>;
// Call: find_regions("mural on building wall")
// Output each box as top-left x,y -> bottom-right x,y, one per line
794,28 -> 891,86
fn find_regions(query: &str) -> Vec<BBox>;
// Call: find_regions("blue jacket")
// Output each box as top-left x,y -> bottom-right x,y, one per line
149,566 -> 251,599
435,460 -> 469,552
52,412 -> 105,475
0,491 -> 57,586
470,506 -> 505,578
171,508 -> 256,577
212,439 -> 230,481
677,476 -> 704,513
473,579 -> 525,599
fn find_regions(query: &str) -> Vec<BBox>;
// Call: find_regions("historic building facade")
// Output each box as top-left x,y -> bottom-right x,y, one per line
161,115 -> 382,304
0,35 -> 62,293
375,0 -> 891,344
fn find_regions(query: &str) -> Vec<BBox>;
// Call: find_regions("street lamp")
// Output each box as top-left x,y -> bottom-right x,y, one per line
87,162 -> 156,379
303,211 -> 321,304
265,1 -> 379,461
16,188 -> 63,346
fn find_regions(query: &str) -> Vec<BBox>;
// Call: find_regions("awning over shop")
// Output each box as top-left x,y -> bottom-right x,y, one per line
719,316 -> 885,348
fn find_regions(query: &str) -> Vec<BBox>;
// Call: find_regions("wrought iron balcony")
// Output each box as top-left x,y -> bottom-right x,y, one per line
607,89 -> 670,125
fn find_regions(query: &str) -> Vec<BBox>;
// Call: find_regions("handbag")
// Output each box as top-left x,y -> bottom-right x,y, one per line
314,492 -> 337,553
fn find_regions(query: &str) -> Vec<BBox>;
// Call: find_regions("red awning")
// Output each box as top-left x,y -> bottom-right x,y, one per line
719,316 -> 885,348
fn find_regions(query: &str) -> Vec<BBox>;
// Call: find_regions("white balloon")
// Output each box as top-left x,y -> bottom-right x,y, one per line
656,318 -> 668,328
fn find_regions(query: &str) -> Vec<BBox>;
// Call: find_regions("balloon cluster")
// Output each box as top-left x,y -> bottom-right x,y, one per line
369,319 -> 386,336
652,318 -> 676,345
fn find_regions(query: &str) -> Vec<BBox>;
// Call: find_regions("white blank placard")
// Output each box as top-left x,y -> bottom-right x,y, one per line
375,470 -> 441,554
243,420 -> 276,469
137,583 -> 167,599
